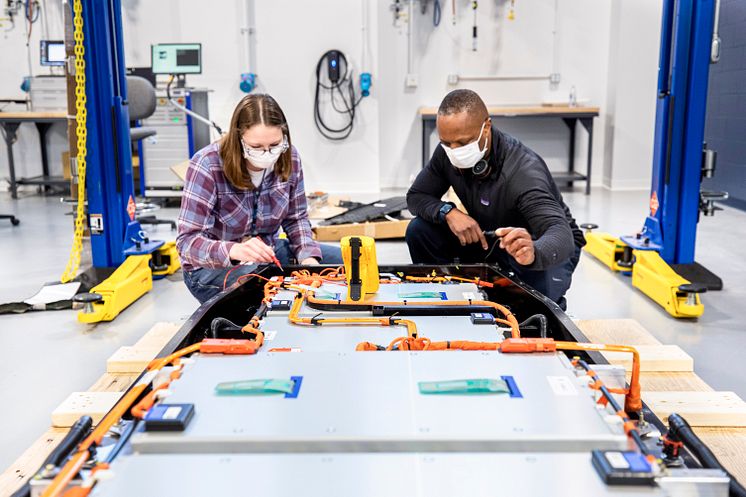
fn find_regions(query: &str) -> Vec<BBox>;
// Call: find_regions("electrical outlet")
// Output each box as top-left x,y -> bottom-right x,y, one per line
447,74 -> 459,85
405,73 -> 419,88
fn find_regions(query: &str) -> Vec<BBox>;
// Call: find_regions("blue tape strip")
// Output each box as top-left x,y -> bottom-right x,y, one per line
501,375 -> 523,398
285,376 -> 303,398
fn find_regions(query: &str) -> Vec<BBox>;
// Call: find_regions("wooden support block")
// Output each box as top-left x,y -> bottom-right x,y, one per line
108,322 -> 181,373
575,319 -> 662,345
697,428 -> 746,483
133,322 -> 181,351
646,391 -> 746,427
638,372 -> 713,392
602,345 -> 693,372
106,345 -> 159,373
88,373 -> 138,393
0,429 -> 68,497
51,391 -> 123,428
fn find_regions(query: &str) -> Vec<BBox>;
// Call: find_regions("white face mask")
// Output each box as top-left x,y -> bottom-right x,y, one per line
441,122 -> 488,169
246,151 -> 281,170
241,137 -> 288,170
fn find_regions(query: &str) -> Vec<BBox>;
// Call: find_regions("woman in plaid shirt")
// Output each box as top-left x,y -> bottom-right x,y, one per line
177,94 -> 342,303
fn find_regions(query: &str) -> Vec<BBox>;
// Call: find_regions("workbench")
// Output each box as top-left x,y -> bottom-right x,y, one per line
0,112 -> 69,199
419,105 -> 600,195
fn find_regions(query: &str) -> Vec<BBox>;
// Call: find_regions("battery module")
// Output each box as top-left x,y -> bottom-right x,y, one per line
591,450 -> 656,486
144,403 -> 195,432
270,299 -> 292,311
470,312 -> 495,325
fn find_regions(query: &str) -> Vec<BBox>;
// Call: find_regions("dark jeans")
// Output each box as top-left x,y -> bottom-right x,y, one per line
405,217 -> 581,310
183,239 -> 343,304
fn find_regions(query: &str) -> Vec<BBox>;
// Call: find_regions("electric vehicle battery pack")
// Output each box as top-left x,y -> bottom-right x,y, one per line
131,351 -> 627,454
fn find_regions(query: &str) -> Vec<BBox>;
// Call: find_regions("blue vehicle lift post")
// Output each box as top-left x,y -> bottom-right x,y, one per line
71,0 -> 180,323
582,0 -> 726,318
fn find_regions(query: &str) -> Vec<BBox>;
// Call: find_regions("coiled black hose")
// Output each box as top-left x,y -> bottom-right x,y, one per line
519,314 -> 548,338
209,317 -> 243,339
667,413 -> 746,497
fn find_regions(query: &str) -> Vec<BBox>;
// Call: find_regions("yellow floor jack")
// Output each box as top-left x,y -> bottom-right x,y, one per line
580,224 -> 705,319
73,223 -> 180,324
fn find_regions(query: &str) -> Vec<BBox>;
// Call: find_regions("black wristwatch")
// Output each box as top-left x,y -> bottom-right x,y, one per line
438,202 -> 456,223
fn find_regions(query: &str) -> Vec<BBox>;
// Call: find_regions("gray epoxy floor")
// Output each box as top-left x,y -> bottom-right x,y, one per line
0,188 -> 744,473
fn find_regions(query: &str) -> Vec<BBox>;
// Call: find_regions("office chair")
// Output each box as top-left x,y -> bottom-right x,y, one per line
127,75 -> 175,231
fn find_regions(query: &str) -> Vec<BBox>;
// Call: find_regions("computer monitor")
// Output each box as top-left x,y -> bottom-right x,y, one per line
40,40 -> 65,66
151,43 -> 202,75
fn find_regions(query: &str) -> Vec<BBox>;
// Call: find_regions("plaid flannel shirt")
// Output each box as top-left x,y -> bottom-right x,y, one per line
176,142 -> 321,272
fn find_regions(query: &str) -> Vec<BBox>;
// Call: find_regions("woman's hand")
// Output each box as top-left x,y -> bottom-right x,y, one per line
229,237 -> 276,264
301,257 -> 319,265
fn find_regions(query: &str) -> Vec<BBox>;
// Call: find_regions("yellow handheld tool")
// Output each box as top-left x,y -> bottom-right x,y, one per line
341,236 -> 379,301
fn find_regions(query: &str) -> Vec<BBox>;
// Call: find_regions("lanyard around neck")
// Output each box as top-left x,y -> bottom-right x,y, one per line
249,169 -> 267,237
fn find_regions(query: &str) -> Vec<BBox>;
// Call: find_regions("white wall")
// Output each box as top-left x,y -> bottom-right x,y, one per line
376,0 -> 614,189
1,0 -> 664,194
0,1 -> 67,185
603,0 -> 663,190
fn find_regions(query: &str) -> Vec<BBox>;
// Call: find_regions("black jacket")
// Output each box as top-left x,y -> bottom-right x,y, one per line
407,127 -> 585,270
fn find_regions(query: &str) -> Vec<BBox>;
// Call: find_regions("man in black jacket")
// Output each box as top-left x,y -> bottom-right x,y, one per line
406,89 -> 585,310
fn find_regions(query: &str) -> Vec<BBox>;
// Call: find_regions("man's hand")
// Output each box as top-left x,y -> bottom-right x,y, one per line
496,227 -> 535,265
301,257 -> 319,265
445,209 -> 488,250
229,237 -> 276,264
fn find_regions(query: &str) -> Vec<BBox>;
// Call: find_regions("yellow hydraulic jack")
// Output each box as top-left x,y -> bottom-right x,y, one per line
73,237 -> 181,324
580,224 -> 704,319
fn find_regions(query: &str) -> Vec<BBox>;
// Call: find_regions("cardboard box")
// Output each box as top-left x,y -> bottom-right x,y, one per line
170,160 -> 190,182
313,219 -> 410,242
307,194 -> 350,220
61,151 -> 71,180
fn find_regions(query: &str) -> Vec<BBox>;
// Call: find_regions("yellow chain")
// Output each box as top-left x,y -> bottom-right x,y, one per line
61,0 -> 88,283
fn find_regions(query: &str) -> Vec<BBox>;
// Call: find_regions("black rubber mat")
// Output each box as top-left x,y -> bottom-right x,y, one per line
319,196 -> 409,226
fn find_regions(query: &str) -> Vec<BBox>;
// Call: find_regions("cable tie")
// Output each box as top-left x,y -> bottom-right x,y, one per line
310,313 -> 323,326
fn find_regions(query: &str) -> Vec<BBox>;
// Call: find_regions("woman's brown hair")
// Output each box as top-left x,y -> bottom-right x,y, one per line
220,94 -> 293,189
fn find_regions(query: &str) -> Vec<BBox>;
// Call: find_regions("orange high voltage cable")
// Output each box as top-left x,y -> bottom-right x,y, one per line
264,269 -> 520,338
553,341 -> 641,413
498,338 -> 642,413
304,292 -> 520,338
356,336 -> 501,351
41,337 -> 263,497
404,274 -> 495,288
39,342 -> 201,497
286,291 -> 420,337
355,335 -> 642,414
